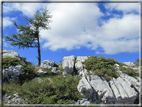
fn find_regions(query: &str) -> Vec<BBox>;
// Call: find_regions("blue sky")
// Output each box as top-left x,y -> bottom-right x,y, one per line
1,1 -> 140,66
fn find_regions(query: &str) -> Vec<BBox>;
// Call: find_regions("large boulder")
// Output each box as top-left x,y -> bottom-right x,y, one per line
77,77 -> 93,99
75,56 -> 88,77
2,49 -> 20,60
37,60 -> 60,74
110,77 -> 138,104
1,49 -> 25,64
2,64 -> 24,82
62,55 -> 75,75
117,71 -> 141,93
40,60 -> 54,69
87,75 -> 115,104
75,56 -> 88,71
123,62 -> 136,68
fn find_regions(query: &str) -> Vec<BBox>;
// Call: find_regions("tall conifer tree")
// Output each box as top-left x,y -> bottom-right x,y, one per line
5,9 -> 52,66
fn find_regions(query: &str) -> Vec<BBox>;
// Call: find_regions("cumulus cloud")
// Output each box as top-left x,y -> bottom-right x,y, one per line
104,3 -> 140,14
3,17 -> 17,28
3,3 -> 45,17
39,3 -> 139,54
2,2 -> 140,55
40,3 -> 103,51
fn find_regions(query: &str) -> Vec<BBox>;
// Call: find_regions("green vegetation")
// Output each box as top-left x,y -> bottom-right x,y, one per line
3,57 -> 39,85
2,57 -> 23,70
4,8 -> 52,66
83,56 -> 120,81
119,66 -> 139,78
2,57 -> 81,104
83,56 -> 140,81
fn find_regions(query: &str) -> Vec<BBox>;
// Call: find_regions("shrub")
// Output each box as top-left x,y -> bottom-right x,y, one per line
120,66 -> 139,78
83,56 -> 120,81
2,57 -> 23,69
18,74 -> 81,104
2,56 -> 40,84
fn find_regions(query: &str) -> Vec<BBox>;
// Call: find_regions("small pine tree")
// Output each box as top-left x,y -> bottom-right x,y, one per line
5,8 -> 52,66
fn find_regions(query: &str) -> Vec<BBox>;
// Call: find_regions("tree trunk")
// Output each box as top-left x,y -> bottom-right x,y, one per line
37,31 -> 41,66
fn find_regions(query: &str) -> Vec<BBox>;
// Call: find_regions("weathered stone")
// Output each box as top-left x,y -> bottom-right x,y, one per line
77,77 -> 93,99
88,75 -> 115,103
2,65 -> 24,82
40,60 -> 55,69
76,56 -> 88,62
78,69 -> 88,77
119,72 -> 141,93
123,62 -> 135,68
114,64 -> 120,70
37,69 -> 47,74
110,77 -> 138,104
75,56 -> 88,71
62,55 -> 75,75
2,49 -> 20,60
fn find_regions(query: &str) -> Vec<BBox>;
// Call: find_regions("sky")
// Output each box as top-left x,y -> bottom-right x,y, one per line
0,0 -> 141,66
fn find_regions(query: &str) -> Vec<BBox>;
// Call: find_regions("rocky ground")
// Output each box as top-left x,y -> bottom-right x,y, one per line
1,49 -> 141,106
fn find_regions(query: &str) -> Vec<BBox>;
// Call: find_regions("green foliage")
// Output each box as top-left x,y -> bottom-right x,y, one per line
4,9 -> 52,49
4,8 -> 52,66
119,66 -> 139,78
2,56 -> 39,84
2,57 -> 23,69
83,56 -> 120,81
16,74 -> 81,104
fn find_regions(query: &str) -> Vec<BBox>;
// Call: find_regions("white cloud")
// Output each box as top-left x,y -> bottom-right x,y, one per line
3,17 -> 17,28
1,2 -> 140,55
104,3 -> 140,14
39,3 -> 139,55
40,3 -> 103,51
3,3 -> 45,17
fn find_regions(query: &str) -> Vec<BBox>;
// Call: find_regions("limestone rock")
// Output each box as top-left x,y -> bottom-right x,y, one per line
3,93 -> 27,104
37,60 -> 60,74
2,49 -> 20,60
75,56 -> 88,71
77,77 -> 93,99
114,64 -> 120,70
118,72 -> 141,93
62,55 -> 75,75
87,75 -> 115,103
2,64 -> 24,82
40,60 -> 55,69
123,62 -> 136,68
2,49 -> 25,64
110,77 -> 138,104
78,69 -> 88,77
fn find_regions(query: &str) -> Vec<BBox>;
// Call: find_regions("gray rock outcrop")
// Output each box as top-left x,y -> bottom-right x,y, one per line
110,77 -> 138,104
3,64 -> 24,82
77,77 -> 93,99
123,62 -> 136,68
87,75 -> 116,104
3,93 -> 27,104
62,55 -> 75,76
37,60 -> 60,74
75,56 -> 88,77
1,49 -> 25,64
2,49 -> 20,60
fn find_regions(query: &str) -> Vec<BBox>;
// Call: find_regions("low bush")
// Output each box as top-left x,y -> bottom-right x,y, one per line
2,57 -> 39,85
83,56 -> 120,81
17,72 -> 81,104
2,57 -> 23,70
119,66 -> 139,78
